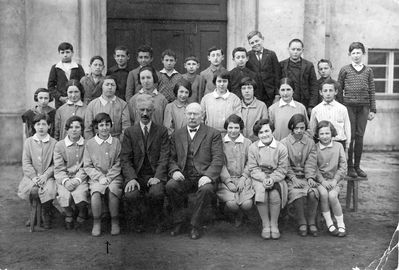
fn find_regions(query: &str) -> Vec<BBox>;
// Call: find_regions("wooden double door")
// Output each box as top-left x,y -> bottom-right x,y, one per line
107,0 -> 227,72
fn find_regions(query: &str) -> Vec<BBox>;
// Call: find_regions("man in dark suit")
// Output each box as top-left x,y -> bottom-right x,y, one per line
246,30 -> 281,108
166,102 -> 224,240
121,94 -> 169,233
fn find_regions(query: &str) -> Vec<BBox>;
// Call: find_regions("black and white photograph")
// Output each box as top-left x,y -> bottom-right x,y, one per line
0,0 -> 398,269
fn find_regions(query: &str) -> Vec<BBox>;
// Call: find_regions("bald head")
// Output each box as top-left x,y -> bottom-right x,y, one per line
185,102 -> 203,128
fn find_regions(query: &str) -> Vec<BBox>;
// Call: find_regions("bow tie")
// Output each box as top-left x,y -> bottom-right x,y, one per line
255,51 -> 262,55
189,128 -> 198,133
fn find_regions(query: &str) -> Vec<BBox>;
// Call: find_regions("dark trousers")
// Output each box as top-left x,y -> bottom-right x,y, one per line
165,178 -> 215,228
124,178 -> 165,226
347,106 -> 369,167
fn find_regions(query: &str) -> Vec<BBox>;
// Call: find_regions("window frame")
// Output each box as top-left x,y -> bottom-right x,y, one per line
367,49 -> 399,96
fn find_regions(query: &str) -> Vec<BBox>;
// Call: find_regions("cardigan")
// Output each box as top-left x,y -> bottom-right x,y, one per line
200,91 -> 242,132
200,65 -> 228,96
337,64 -> 376,113
84,96 -> 130,139
163,100 -> 188,135
80,74 -> 104,105
54,101 -> 87,140
268,100 -> 309,141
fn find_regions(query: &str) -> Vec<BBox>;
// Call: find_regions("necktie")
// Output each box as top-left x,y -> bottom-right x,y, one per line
256,51 -> 262,61
144,126 -> 149,143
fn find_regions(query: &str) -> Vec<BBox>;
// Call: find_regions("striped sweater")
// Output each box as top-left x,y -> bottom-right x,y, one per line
338,64 -> 376,113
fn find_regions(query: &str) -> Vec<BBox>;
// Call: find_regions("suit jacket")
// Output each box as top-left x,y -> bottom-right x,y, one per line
121,122 -> 170,184
280,58 -> 319,108
246,48 -> 281,105
169,124 -> 223,182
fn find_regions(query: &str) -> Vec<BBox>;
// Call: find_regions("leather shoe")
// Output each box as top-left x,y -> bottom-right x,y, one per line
308,224 -> 318,237
189,227 -> 201,240
337,227 -> 346,237
298,224 -> 307,237
170,223 -> 182,236
271,230 -> 281,240
347,167 -> 357,178
355,167 -> 367,178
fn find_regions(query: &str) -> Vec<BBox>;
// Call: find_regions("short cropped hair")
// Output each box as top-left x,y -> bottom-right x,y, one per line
289,38 -> 304,48
349,42 -> 365,54
224,114 -> 244,130
138,66 -> 159,85
184,56 -> 200,64
173,79 -> 192,97
92,112 -> 112,129
208,46 -> 224,56
161,49 -> 177,60
232,47 -> 247,58
239,77 -> 257,91
317,59 -> 332,69
114,45 -> 129,55
321,78 -> 339,91
279,77 -> 295,91
287,114 -> 308,131
212,70 -> 230,85
66,79 -> 85,98
90,55 -> 104,65
58,42 -> 73,52
137,45 -> 153,57
65,115 -> 84,131
33,113 -> 51,125
253,118 -> 274,136
34,88 -> 53,102
247,30 -> 263,40
315,120 -> 337,140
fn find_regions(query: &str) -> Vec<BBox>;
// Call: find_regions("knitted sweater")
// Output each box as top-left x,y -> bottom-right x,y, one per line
338,65 -> 376,113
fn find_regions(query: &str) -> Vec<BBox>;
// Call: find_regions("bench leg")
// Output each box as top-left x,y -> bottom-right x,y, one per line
346,181 -> 353,210
353,181 -> 359,212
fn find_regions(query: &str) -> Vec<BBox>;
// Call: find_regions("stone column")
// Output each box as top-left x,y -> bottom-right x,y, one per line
227,0 -> 257,69
80,0 -> 108,70
0,0 -> 26,163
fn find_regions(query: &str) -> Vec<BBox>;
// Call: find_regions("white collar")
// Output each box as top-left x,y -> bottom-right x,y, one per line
212,90 -> 230,100
65,136 -> 84,147
322,100 -> 337,106
139,121 -> 152,132
160,68 -> 178,76
55,61 -> 79,69
138,88 -> 159,95
224,133 -> 244,143
94,134 -> 113,145
187,125 -> 200,133
99,95 -> 116,106
319,141 -> 333,150
66,100 -> 84,106
279,99 -> 296,107
258,138 -> 277,148
351,62 -> 364,67
32,133 -> 50,142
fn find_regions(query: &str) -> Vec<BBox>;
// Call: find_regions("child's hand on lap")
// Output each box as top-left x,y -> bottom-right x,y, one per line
237,176 -> 246,192
307,178 -> 317,188
226,181 -> 237,192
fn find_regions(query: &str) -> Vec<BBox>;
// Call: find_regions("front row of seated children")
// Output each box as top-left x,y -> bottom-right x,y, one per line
18,110 -> 348,239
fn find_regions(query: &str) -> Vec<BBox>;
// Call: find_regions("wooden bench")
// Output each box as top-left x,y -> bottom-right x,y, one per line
345,175 -> 368,212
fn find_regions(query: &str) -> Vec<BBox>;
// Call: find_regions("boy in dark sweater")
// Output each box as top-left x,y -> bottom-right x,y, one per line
338,42 -> 376,178
280,38 -> 318,115
47,42 -> 85,109
229,47 -> 256,99
106,45 -> 132,101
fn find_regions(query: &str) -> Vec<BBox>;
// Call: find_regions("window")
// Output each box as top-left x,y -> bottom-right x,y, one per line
368,49 -> 399,94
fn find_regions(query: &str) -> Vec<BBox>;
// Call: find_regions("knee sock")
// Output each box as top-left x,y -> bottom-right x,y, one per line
293,197 -> 306,226
335,215 -> 345,231
322,211 -> 335,231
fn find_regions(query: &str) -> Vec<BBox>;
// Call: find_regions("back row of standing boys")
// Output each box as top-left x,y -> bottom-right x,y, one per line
20,30 -> 376,240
